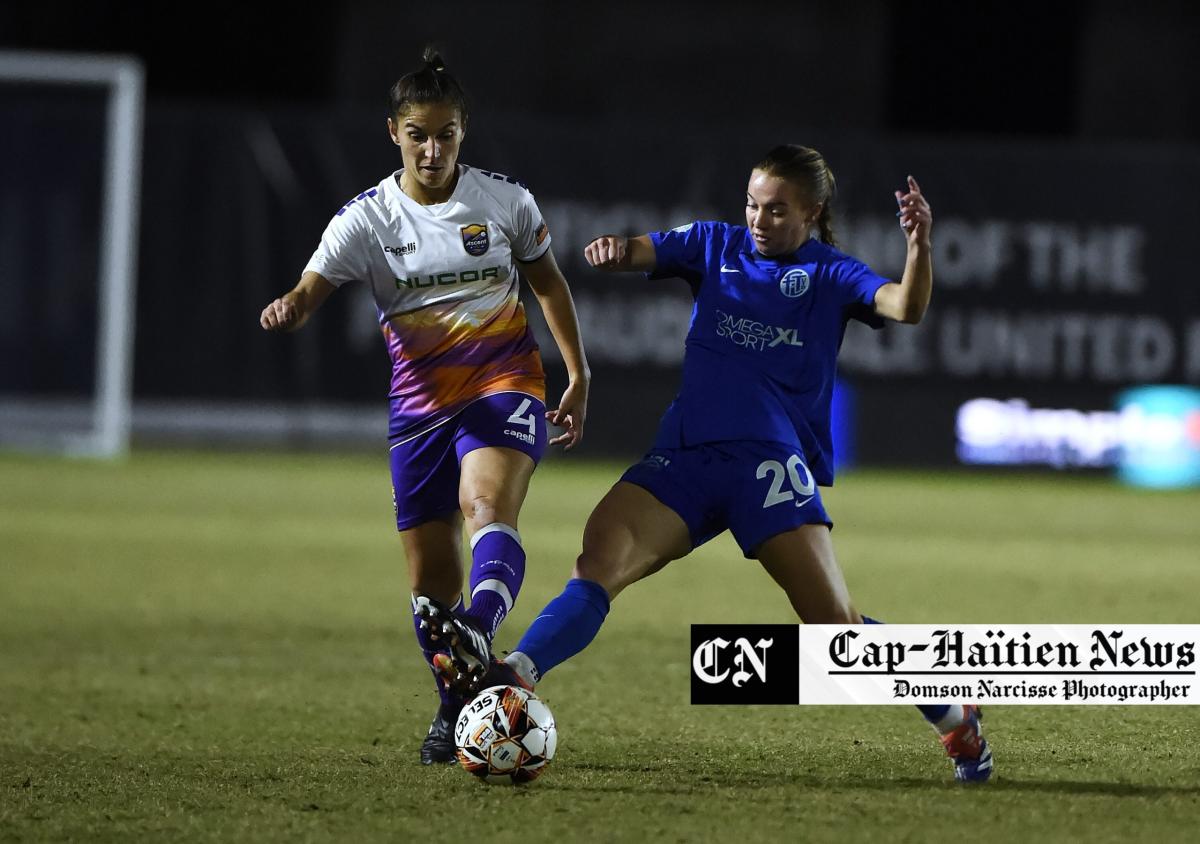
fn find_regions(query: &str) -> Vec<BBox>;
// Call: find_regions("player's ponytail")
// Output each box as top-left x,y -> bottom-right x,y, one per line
387,45 -> 469,124
754,145 -> 838,247
815,200 -> 836,247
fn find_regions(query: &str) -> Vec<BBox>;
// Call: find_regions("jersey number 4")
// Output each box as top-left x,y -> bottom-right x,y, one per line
756,455 -> 816,509
506,398 -> 538,436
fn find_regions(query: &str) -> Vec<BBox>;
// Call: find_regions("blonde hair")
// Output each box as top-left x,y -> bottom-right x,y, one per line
755,145 -> 837,246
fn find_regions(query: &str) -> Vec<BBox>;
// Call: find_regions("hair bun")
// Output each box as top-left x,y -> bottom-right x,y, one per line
388,46 -> 468,123
421,46 -> 446,73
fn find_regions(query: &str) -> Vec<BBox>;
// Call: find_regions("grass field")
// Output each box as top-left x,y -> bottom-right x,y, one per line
2,449 -> 1200,842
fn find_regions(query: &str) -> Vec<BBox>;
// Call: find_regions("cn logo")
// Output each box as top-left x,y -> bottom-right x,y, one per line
692,637 -> 773,687
690,624 -> 799,705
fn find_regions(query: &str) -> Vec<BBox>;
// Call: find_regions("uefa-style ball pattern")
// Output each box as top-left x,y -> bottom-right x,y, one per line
454,685 -> 557,784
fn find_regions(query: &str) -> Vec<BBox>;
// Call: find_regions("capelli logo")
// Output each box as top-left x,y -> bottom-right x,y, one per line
385,242 -> 418,256
690,624 -> 799,705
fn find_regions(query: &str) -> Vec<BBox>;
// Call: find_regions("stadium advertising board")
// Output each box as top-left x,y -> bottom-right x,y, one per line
10,108 -> 1197,467
515,132 -> 1200,468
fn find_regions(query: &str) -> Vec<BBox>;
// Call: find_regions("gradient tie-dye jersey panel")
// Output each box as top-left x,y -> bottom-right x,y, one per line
382,277 -> 545,440
304,166 -> 555,441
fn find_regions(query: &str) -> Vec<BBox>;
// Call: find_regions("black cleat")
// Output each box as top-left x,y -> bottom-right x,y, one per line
420,701 -> 462,765
414,596 -> 495,696
433,652 -> 535,698
477,657 -> 534,693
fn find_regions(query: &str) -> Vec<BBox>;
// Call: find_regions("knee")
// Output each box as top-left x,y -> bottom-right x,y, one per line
461,493 -> 499,531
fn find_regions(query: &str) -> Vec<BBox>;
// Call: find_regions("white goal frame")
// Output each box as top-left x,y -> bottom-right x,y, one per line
0,50 -> 143,458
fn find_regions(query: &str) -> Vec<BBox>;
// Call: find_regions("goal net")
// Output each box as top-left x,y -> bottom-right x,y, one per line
0,51 -> 143,458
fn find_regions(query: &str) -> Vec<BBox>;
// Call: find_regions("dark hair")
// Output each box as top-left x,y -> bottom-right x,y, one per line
387,46 -> 469,124
754,145 -> 837,246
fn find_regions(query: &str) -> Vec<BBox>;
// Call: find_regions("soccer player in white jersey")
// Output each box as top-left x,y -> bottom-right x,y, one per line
259,48 -> 590,765
430,146 -> 993,783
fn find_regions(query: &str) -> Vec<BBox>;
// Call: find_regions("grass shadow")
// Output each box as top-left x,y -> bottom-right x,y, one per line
552,762 -> 1200,799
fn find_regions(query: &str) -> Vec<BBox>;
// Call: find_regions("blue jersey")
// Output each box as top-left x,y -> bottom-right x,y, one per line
647,221 -> 890,486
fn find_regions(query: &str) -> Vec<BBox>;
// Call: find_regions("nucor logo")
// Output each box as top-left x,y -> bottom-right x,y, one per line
692,637 -> 773,687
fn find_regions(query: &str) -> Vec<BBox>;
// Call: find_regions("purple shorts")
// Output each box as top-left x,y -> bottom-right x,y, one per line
388,392 -> 548,531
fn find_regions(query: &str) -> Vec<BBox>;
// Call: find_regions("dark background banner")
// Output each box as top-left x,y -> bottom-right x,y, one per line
3,110 -> 1199,459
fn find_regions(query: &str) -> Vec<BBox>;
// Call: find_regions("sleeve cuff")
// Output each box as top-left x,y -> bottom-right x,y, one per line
854,277 -> 892,329
304,258 -> 352,287
514,239 -> 552,264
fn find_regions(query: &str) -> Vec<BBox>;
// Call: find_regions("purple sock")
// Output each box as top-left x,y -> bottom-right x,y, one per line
411,594 -> 463,707
462,523 -> 526,640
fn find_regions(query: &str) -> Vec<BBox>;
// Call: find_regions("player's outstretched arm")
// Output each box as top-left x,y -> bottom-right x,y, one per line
873,175 -> 933,325
260,271 -> 336,332
520,249 -> 591,450
583,235 -> 656,273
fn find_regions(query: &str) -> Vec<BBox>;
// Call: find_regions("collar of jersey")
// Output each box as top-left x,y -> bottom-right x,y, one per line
740,228 -> 818,266
389,164 -> 467,215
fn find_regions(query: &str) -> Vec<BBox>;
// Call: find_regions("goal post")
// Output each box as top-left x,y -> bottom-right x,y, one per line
0,50 -> 143,458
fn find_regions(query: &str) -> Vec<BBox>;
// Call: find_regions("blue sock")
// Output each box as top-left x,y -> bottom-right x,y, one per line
514,578 -> 610,681
863,614 -> 950,724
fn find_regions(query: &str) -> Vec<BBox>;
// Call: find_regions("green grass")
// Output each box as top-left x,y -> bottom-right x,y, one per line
2,450 -> 1199,842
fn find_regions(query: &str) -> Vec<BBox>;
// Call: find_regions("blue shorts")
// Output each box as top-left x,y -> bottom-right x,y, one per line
388,392 -> 548,531
620,441 -> 831,558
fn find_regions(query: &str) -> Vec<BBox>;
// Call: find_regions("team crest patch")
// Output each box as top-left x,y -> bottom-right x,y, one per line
779,268 -> 811,298
460,223 -> 490,256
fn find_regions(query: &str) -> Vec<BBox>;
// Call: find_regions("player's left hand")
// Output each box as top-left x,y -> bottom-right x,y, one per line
895,175 -> 932,248
584,236 -> 626,270
547,378 -> 588,450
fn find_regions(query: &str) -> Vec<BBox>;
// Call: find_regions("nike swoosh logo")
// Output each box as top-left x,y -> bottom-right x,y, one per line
720,265 -> 740,273
795,496 -> 814,508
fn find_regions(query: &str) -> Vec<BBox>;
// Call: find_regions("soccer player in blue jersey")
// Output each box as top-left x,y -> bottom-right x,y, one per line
422,145 -> 992,782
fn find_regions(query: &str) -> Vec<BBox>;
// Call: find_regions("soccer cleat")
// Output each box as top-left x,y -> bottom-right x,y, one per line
415,596 -> 495,696
478,657 -> 535,693
420,701 -> 462,765
940,704 -> 994,783
435,652 -> 533,697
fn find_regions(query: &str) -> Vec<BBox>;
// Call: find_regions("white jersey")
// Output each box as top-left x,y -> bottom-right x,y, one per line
305,165 -> 550,437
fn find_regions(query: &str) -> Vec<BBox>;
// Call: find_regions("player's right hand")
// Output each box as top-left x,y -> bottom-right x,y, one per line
260,297 -> 298,331
584,235 -> 626,270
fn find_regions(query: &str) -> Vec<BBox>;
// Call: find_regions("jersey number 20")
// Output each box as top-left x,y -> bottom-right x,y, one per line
756,455 -> 815,509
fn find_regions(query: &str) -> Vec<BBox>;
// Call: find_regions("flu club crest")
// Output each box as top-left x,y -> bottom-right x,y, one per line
460,223 -> 490,256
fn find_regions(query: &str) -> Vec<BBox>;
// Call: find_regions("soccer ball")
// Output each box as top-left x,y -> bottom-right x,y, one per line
454,685 -> 557,784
